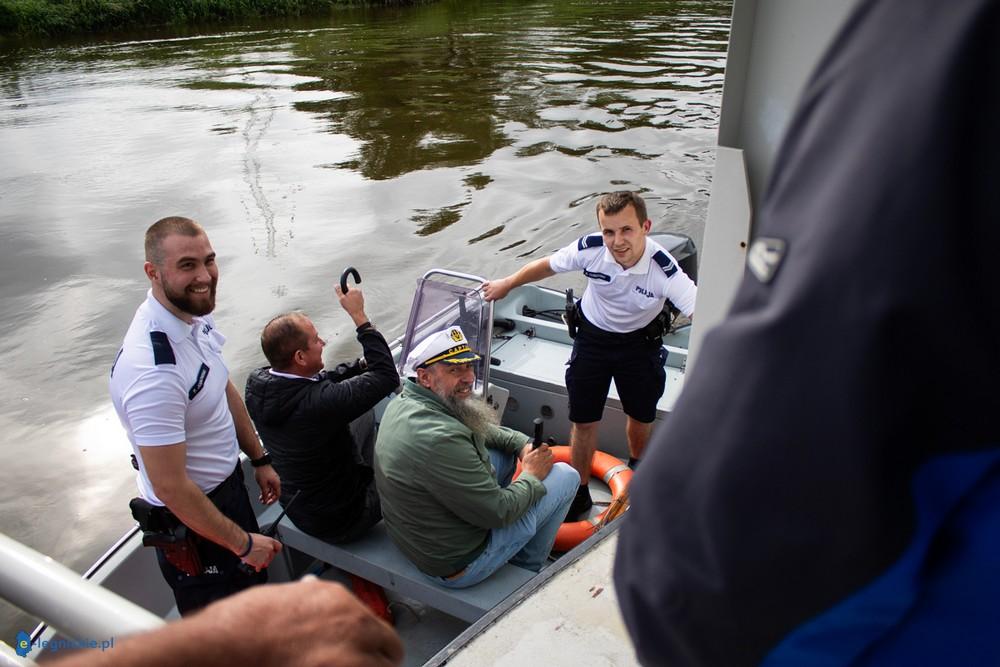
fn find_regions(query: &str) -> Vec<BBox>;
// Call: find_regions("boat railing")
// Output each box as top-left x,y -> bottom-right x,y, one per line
0,642 -> 36,667
397,268 -> 495,392
0,533 -> 163,648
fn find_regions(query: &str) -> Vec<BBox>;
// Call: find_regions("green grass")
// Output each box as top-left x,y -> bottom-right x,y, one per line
0,0 -> 418,36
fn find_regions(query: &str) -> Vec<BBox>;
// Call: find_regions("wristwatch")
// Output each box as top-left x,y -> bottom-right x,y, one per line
250,452 -> 272,468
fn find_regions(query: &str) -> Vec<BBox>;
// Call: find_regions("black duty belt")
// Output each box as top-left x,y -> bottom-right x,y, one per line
577,306 -> 664,343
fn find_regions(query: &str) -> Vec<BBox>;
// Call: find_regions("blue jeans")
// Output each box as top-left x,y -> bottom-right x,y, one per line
433,449 -> 580,589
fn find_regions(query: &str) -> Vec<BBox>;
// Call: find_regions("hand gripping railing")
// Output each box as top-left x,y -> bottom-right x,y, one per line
0,532 -> 163,643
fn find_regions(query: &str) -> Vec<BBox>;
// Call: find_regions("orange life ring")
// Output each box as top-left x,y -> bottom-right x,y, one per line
514,445 -> 632,552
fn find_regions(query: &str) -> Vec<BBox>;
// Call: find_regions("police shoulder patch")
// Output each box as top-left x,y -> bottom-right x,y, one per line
149,331 -> 176,365
747,237 -> 787,284
577,233 -> 603,251
652,250 -> 677,277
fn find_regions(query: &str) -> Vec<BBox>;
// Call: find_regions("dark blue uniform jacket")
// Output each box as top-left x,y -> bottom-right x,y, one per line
614,0 -> 1000,664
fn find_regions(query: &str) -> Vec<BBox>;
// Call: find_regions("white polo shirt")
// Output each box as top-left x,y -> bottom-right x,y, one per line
549,234 -> 697,333
110,291 -> 239,506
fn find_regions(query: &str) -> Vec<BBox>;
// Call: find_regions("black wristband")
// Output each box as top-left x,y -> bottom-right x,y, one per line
250,453 -> 272,468
237,532 -> 253,558
356,321 -> 374,333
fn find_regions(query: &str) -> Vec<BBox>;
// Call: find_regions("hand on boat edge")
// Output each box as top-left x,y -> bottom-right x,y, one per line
481,277 -> 511,302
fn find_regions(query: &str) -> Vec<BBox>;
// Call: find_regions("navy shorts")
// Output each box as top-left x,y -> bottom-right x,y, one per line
565,329 -> 667,424
155,465 -> 266,615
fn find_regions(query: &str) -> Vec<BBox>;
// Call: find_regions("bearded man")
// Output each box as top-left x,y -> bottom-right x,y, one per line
110,216 -> 281,614
374,326 -> 579,587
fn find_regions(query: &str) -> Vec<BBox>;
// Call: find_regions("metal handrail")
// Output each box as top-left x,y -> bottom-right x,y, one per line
0,642 -> 36,667
0,533 -> 163,642
420,268 -> 486,286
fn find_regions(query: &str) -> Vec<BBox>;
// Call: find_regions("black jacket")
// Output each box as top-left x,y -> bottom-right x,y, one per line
244,324 -> 399,537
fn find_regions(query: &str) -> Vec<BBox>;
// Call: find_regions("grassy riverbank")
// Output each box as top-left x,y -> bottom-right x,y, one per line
0,0 -> 421,37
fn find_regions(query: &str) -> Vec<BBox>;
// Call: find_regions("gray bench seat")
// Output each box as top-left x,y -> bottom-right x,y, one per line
258,504 -> 536,622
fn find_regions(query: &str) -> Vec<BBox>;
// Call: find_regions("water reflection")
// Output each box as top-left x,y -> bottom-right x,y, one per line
0,0 -> 731,637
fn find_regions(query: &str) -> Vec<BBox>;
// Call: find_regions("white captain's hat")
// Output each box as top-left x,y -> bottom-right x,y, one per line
403,326 -> 481,377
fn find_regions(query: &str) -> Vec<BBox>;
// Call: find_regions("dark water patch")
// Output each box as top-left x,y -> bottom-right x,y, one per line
515,141 -> 555,158
468,225 -> 503,245
498,240 -> 526,252
412,201 -> 467,236
555,145 -> 594,157
462,172 -> 492,190
516,244 -> 543,258
182,79 -> 264,89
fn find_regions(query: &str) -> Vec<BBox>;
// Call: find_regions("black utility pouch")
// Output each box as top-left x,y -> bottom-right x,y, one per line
130,498 -> 203,577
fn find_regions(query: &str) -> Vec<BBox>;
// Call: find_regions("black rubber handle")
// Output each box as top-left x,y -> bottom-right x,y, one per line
532,418 -> 544,450
340,267 -> 361,293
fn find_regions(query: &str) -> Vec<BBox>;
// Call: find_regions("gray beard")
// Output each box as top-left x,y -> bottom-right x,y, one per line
443,394 -> 499,436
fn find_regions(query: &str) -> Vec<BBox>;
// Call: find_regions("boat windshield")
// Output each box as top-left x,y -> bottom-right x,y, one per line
398,270 -> 494,394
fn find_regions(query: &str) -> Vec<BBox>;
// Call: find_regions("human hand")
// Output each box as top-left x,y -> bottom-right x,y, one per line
45,577 -> 403,667
521,443 -> 554,480
336,285 -> 369,327
240,533 -> 282,572
481,277 -> 511,302
254,465 -> 280,505
199,577 -> 403,666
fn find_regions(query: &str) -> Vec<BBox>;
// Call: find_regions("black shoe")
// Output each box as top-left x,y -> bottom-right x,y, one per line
567,485 -> 593,520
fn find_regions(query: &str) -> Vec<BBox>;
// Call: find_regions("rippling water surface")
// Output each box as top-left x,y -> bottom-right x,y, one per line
0,0 -> 730,635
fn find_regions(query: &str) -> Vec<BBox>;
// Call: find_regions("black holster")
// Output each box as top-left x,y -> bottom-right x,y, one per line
564,289 -> 578,339
640,310 -> 670,342
130,498 -> 203,577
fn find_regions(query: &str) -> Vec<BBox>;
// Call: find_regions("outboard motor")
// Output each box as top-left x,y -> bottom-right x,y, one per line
649,232 -> 698,284
649,232 -> 698,333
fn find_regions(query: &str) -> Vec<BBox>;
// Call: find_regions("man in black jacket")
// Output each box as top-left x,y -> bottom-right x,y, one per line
245,285 -> 399,543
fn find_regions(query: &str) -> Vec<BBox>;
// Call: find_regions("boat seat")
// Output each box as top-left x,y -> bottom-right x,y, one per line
257,504 -> 536,623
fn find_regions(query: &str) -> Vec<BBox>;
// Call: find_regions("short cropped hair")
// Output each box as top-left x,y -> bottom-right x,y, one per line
261,313 -> 310,371
145,217 -> 205,265
596,191 -> 648,224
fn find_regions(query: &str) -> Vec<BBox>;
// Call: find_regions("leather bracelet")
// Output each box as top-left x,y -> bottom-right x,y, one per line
237,532 -> 253,558
250,453 -> 272,468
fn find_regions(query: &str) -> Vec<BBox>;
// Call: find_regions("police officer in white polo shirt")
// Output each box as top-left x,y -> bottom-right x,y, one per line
484,191 -> 696,519
110,216 -> 282,615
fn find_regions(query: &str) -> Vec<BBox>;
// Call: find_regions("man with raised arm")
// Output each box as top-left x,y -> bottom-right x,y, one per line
483,191 -> 696,519
244,285 -> 399,543
110,216 -> 281,615
375,326 -> 579,587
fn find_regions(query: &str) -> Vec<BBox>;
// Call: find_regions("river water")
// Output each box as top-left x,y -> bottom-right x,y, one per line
0,0 -> 730,637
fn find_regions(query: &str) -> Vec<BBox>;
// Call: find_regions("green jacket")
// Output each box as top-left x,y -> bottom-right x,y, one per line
374,379 -> 546,576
